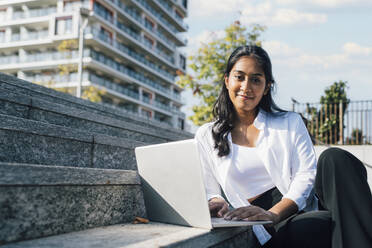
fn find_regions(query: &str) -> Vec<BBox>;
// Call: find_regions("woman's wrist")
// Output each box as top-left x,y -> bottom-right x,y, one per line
267,210 -> 281,224
268,198 -> 298,224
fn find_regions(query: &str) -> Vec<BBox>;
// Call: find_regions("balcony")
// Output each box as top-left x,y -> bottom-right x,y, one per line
0,51 -> 78,67
64,0 -> 90,12
104,0 -> 179,50
12,7 -> 56,20
154,100 -> 172,112
10,30 -> 49,43
90,73 -> 140,100
25,50 -> 79,63
152,0 -> 188,30
88,48 -> 180,101
142,95 -> 172,113
132,0 -> 179,34
88,28 -> 177,84
93,2 -> 114,23
24,71 -> 84,84
0,55 -> 19,64
92,7 -> 176,63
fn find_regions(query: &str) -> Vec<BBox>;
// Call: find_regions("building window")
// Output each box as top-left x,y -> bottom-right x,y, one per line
178,118 -> 184,130
0,8 -> 6,21
182,0 -> 187,9
0,30 -> 5,42
144,17 -> 154,31
55,16 -> 73,35
144,35 -> 154,48
100,27 -> 113,44
175,10 -> 183,19
141,108 -> 152,119
179,54 -> 186,70
142,90 -> 153,104
93,1 -> 113,23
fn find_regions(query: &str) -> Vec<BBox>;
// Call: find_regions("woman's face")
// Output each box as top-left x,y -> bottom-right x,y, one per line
225,56 -> 270,116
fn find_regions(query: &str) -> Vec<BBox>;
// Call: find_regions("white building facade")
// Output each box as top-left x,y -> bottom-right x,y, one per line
0,0 -> 188,130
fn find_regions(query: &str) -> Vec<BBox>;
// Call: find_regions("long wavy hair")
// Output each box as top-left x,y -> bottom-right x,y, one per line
212,45 -> 285,157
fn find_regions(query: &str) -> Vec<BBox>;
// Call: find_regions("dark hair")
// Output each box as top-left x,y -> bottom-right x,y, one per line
212,45 -> 285,157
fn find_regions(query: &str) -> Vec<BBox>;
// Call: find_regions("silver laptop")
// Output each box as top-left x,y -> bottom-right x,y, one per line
135,139 -> 272,229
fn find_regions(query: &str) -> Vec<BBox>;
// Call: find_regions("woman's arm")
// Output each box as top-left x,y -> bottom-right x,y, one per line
282,114 -> 317,211
195,127 -> 228,216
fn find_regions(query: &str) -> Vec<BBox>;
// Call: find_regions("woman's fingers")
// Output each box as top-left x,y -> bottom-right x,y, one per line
217,203 -> 229,217
224,206 -> 267,220
209,200 -> 228,217
208,202 -> 221,217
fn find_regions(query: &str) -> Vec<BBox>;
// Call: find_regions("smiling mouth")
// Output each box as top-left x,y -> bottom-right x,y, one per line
237,94 -> 255,99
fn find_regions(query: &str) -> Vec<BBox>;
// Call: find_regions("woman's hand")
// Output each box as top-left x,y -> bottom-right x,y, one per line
223,205 -> 280,225
208,197 -> 229,217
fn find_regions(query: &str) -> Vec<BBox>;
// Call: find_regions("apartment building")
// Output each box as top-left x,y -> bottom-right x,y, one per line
0,0 -> 188,129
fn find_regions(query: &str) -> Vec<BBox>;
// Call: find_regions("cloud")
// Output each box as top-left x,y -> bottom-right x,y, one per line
182,29 -> 225,56
262,40 -> 301,57
260,40 -> 372,106
240,3 -> 327,26
275,0 -> 372,8
188,0 -> 246,18
342,43 -> 372,56
188,0 -> 327,26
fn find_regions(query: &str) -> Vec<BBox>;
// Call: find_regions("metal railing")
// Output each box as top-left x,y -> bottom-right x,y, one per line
92,7 -> 176,64
0,55 -> 19,64
24,71 -> 182,126
87,42 -> 176,94
12,7 -> 56,20
88,27 -> 177,82
64,0 -> 90,12
90,73 -> 140,99
294,100 -> 372,145
10,30 -> 49,42
133,0 -> 181,34
104,0 -> 178,49
152,0 -> 188,30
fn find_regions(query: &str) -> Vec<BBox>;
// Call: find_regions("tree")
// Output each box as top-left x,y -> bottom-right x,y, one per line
33,39 -> 105,102
55,39 -> 78,95
305,80 -> 350,144
348,128 -> 363,145
177,21 -> 265,126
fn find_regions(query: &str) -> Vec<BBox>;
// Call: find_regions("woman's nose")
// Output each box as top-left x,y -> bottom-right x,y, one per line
240,79 -> 253,92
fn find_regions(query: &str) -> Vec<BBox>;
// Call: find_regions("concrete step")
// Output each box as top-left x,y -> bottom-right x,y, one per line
0,87 -> 190,144
0,73 -> 191,138
0,114 -> 143,170
1,222 -> 257,248
0,162 -> 146,245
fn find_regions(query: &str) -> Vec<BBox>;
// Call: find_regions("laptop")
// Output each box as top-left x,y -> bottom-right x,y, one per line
135,139 -> 272,229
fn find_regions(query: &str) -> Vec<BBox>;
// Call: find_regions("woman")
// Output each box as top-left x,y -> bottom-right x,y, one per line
195,45 -> 372,248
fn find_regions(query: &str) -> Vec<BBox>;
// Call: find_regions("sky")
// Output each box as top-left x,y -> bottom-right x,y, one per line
180,0 -> 372,131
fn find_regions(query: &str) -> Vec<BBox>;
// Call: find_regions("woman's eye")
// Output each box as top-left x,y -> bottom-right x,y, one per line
251,78 -> 261,84
234,75 -> 244,81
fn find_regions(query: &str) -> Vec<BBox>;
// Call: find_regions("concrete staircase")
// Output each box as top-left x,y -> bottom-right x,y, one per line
0,73 -> 254,247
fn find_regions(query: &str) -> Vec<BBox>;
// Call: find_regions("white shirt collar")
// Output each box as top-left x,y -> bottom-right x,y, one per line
253,108 -> 267,131
227,108 -> 267,145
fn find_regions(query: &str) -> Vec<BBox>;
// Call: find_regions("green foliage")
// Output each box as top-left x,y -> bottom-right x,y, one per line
58,40 -> 78,76
305,81 -> 350,144
320,80 -> 349,104
82,85 -> 106,103
177,22 -> 266,126
350,128 -> 363,144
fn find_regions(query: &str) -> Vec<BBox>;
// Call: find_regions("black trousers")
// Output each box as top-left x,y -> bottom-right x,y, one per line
251,147 -> 372,248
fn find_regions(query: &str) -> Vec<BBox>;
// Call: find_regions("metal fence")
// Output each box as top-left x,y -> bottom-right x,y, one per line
293,100 -> 372,145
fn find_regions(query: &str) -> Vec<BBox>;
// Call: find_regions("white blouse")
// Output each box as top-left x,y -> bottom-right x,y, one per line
230,144 -> 275,199
195,109 -> 318,245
